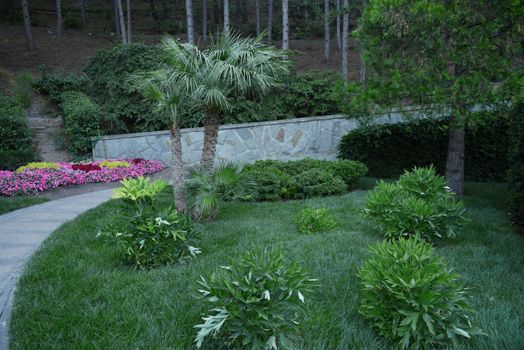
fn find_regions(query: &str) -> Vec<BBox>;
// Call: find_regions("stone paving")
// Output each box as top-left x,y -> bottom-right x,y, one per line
0,189 -> 114,349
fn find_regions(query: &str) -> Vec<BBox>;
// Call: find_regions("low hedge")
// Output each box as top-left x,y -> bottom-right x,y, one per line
241,158 -> 368,201
0,92 -> 36,170
509,102 -> 524,233
339,115 -> 511,182
60,91 -> 101,156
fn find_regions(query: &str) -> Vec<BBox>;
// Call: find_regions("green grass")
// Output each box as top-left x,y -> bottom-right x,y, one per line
10,182 -> 524,349
0,196 -> 48,214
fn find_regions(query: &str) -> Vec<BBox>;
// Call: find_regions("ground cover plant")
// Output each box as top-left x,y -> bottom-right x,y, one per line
0,158 -> 164,196
9,181 -> 523,349
0,195 -> 48,214
295,207 -> 339,234
365,166 -> 468,241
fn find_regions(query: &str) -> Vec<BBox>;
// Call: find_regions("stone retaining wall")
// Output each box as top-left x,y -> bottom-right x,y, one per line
91,114 -> 399,166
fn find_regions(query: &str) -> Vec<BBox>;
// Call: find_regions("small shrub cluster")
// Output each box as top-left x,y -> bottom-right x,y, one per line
339,115 -> 511,182
14,72 -> 34,108
241,158 -> 368,201
195,248 -> 318,349
100,177 -> 201,269
60,91 -> 101,156
99,160 -> 131,169
295,207 -> 339,234
364,166 -> 468,241
0,92 -> 36,170
35,68 -> 88,104
358,237 -> 483,349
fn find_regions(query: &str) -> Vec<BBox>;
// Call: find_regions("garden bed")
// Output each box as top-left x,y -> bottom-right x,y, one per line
9,182 -> 524,349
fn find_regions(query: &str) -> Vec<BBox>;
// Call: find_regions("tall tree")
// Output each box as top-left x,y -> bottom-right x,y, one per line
324,0 -> 330,60
116,0 -> 127,44
81,0 -> 86,26
202,0 -> 208,43
267,0 -> 273,44
223,0 -> 230,37
56,0 -> 62,35
282,0 -> 289,50
255,0 -> 261,35
126,0 -> 132,43
341,0 -> 348,82
21,0 -> 34,51
358,0 -> 366,85
186,0 -> 195,44
347,0 -> 523,194
335,0 -> 341,50
114,0 -> 121,37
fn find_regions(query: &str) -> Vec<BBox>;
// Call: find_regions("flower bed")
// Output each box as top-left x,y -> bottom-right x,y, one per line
0,159 -> 165,196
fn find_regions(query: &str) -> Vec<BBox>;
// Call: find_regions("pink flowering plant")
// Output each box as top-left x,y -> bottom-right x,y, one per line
0,159 -> 165,196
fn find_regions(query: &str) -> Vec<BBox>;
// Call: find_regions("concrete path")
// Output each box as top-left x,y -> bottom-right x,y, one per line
0,189 -> 114,349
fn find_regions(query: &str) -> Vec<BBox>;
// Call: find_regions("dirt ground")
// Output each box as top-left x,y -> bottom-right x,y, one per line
0,23 -> 363,79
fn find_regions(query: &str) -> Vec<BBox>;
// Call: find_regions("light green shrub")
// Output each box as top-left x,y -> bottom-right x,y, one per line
296,207 -> 339,234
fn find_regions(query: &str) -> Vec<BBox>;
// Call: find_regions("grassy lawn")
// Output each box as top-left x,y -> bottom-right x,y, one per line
0,196 -> 48,214
10,182 -> 524,349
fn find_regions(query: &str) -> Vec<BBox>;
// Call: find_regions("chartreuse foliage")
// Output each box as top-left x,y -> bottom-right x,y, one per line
295,207 -> 339,234
365,166 -> 467,241
358,237 -> 484,349
17,162 -> 61,172
194,248 -> 318,349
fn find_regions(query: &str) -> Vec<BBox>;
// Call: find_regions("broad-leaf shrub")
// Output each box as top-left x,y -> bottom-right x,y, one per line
195,248 -> 318,349
60,91 -> 101,156
365,166 -> 467,241
295,169 -> 346,198
100,177 -> 201,269
358,237 -> 483,349
35,67 -> 88,104
296,207 -> 339,234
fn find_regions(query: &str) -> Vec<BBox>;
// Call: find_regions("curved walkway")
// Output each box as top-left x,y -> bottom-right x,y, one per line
0,189 -> 114,349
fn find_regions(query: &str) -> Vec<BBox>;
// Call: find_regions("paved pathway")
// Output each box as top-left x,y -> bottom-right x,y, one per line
0,189 -> 114,349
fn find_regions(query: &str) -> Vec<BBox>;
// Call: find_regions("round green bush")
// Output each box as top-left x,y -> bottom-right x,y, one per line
241,168 -> 282,201
295,207 -> 339,234
295,169 -> 346,198
358,237 -> 483,349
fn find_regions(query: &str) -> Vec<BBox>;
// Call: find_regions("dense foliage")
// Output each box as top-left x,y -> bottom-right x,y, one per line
100,177 -> 200,269
195,248 -> 318,349
295,207 -> 339,234
60,91 -> 101,156
364,167 -> 467,241
509,102 -> 524,234
339,116 -> 511,181
358,237 -> 483,349
14,72 -> 34,108
0,92 -> 36,170
35,68 -> 88,104
241,158 -> 368,201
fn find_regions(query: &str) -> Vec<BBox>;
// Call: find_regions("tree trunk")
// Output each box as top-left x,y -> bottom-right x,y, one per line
56,0 -> 62,35
201,112 -> 220,169
359,0 -> 366,85
342,0 -> 349,82
324,0 -> 330,60
445,114 -> 465,195
126,0 -> 132,43
114,0 -> 121,37
213,0 -> 220,27
186,0 -> 194,44
170,124 -> 188,212
81,0 -> 86,26
282,0 -> 288,50
21,0 -> 34,51
267,0 -> 273,44
335,0 -> 340,50
223,0 -> 230,37
202,0 -> 207,43
255,0 -> 260,35
116,0 -> 127,44
149,0 -> 158,20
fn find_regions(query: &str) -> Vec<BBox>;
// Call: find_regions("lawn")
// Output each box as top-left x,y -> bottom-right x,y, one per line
0,196 -> 48,214
9,181 -> 524,349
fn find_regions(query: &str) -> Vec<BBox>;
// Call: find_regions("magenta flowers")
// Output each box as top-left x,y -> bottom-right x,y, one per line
0,159 -> 165,196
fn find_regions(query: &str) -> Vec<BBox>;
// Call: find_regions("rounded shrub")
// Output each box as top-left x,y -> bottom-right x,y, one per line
358,237 -> 483,349
295,168 -> 346,198
326,159 -> 369,188
295,207 -> 339,234
241,167 -> 282,201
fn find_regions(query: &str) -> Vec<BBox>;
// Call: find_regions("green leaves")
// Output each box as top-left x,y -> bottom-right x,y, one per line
358,237 -> 482,349
194,248 -> 318,349
295,207 -> 339,235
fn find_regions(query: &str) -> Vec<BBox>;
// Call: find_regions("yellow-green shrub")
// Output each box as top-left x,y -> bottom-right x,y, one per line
17,162 -> 61,172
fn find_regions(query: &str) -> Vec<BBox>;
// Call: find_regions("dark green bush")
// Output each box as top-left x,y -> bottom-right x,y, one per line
339,115 -> 511,182
35,68 -> 89,104
295,168 -> 347,198
509,102 -> 524,234
63,12 -> 82,28
60,91 -> 101,156
358,237 -> 483,349
14,72 -> 34,108
241,167 -> 283,201
0,92 -> 36,170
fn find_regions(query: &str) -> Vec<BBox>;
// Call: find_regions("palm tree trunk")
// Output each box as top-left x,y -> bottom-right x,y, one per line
202,0 -> 208,43
186,0 -> 195,44
201,112 -> 220,169
335,0 -> 340,50
267,0 -> 273,44
116,0 -> 127,44
56,0 -> 62,35
126,0 -> 132,43
324,0 -> 330,60
21,0 -> 34,51
255,0 -> 260,35
282,0 -> 288,50
445,113 -> 465,195
223,0 -> 230,37
170,124 -> 188,212
341,0 -> 349,83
